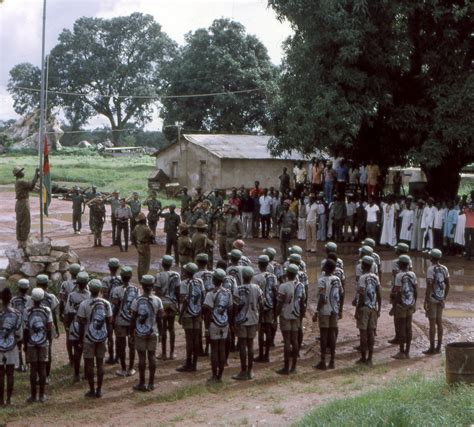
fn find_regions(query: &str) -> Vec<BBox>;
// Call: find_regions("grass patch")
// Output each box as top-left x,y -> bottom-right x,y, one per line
296,374 -> 474,427
136,382 -> 212,405
271,405 -> 285,415
0,153 -> 180,206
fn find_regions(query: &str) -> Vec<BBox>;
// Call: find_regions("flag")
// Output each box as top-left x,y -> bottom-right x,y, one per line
43,134 -> 52,216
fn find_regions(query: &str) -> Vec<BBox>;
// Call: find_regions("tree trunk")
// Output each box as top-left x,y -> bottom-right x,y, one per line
110,125 -> 121,146
422,158 -> 463,199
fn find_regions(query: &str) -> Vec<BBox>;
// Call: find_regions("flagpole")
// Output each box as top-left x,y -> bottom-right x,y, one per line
38,0 -> 47,241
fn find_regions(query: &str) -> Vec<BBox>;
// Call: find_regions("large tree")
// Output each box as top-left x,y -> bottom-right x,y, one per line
8,13 -> 176,144
160,18 -> 277,135
269,0 -> 473,197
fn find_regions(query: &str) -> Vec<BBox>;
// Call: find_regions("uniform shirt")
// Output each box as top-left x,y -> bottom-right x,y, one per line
226,265 -> 243,287
191,232 -> 213,257
225,216 -> 243,239
391,259 -> 413,286
178,236 -> 193,261
133,223 -> 154,244
317,275 -> 343,316
77,297 -> 113,344
163,212 -> 181,236
180,278 -> 205,318
146,199 -> 161,220
358,273 -> 380,310
267,261 -> 284,281
128,199 -> 141,216
110,198 -> 121,215
15,178 -> 35,200
426,263 -> 450,303
65,289 -> 91,315
280,211 -> 296,231
195,270 -> 214,294
155,270 -> 181,306
59,279 -> 77,302
394,271 -> 417,307
26,291 -> 59,312
320,257 -> 344,270
101,275 -> 123,301
180,194 -> 192,211
71,194 -> 84,214
23,305 -> 53,347
355,261 -> 378,284
0,306 -> 23,351
278,280 -> 305,320
11,295 -> 31,324
130,294 -> 163,337
204,287 -> 234,327
234,283 -> 262,326
115,206 -> 132,221
112,284 -> 140,326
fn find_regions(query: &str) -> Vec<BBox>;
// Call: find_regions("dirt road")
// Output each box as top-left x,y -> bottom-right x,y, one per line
1,186 -> 473,426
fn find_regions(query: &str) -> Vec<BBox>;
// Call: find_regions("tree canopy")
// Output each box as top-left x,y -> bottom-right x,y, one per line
160,18 -> 277,136
269,0 -> 473,196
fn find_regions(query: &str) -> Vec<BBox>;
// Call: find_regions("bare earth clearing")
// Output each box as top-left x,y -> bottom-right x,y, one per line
0,186 -> 472,426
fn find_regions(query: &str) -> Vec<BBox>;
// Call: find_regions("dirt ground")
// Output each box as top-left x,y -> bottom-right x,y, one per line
0,186 -> 473,426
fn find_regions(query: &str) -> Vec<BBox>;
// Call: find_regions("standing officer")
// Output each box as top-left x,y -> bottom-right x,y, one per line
71,187 -> 85,235
88,197 -> 106,247
132,212 -> 154,281
278,200 -> 296,262
179,187 -> 192,222
144,191 -> 161,239
225,206 -> 243,254
178,224 -> 193,270
115,199 -> 132,252
161,205 -> 181,263
191,219 -> 214,264
128,192 -> 141,245
13,166 -> 39,248
109,191 -> 121,246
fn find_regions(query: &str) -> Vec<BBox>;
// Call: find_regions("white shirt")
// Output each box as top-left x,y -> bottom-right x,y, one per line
359,166 -> 368,184
306,202 -> 318,224
365,204 -> 380,222
259,195 -> 273,215
434,208 -> 445,229
346,202 -> 356,217
294,167 -> 307,184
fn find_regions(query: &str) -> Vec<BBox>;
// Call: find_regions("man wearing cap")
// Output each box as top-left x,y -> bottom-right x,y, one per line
64,272 -> 91,382
177,263 -> 205,372
362,238 -> 382,281
13,166 -> 40,248
11,278 -> 31,372
133,212 -> 154,281
252,255 -> 278,363
155,256 -> 180,360
278,201 -> 296,262
161,205 -> 181,262
421,198 -> 436,252
233,240 -> 252,267
128,192 -> 142,245
87,195 -> 106,247
391,255 -> 417,360
388,243 -> 411,345
225,205 -> 244,254
276,263 -> 305,375
115,199 -> 133,252
195,253 -> 213,356
232,266 -> 262,381
130,275 -> 164,392
178,187 -> 192,222
0,286 -> 22,405
77,279 -> 113,398
70,187 -> 85,235
24,288 -> 53,403
411,199 -> 426,252
203,268 -> 233,382
111,266 -> 139,377
215,205 -> 230,260
191,219 -> 214,265
178,223 -> 193,271
109,191 -> 121,246
423,249 -> 450,355
144,191 -> 161,238
320,242 -> 344,270
263,247 -> 283,282
355,256 -> 381,366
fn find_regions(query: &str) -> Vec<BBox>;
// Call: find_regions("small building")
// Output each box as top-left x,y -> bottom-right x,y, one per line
152,134 -> 312,191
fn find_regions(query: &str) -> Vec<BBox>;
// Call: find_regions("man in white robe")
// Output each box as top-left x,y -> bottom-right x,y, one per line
421,198 -> 436,251
380,199 -> 397,247
399,200 -> 414,244
411,200 -> 425,251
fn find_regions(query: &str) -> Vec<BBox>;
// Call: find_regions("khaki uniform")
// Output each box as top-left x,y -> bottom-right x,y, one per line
163,212 -> 181,261
178,236 -> 193,268
145,198 -> 161,236
90,202 -> 106,243
279,211 -> 296,261
128,199 -> 141,244
15,177 -> 37,243
191,231 -> 214,260
110,198 -> 121,244
225,215 -> 243,254
133,223 -> 154,280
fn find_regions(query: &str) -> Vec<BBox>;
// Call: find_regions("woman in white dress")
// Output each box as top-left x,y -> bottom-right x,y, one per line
380,197 -> 397,247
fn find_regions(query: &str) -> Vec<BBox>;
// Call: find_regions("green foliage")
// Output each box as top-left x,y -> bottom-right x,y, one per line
7,63 -> 41,115
297,374 -> 474,427
160,18 -> 277,135
270,0 -> 473,196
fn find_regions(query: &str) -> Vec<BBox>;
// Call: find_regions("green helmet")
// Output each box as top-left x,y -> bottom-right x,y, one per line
213,268 -> 226,281
120,266 -> 133,278
360,245 -> 374,256
69,263 -> 81,274
76,272 -> 90,284
289,245 -> 303,255
229,249 -> 242,260
361,256 -> 374,266
141,275 -> 155,286
285,263 -> 299,275
429,248 -> 442,259
36,274 -> 49,285
18,278 -> 30,290
288,253 -> 301,263
88,279 -> 103,293
258,254 -> 270,264
263,247 -> 277,260
398,254 -> 411,265
325,242 -> 338,253
395,243 -> 409,254
184,263 -> 198,275
362,238 -> 376,248
242,266 -> 254,280
195,253 -> 209,263
108,258 -> 120,268
161,255 -> 174,266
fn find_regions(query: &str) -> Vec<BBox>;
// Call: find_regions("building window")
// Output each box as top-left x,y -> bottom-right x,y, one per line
199,160 -> 206,188
171,161 -> 178,179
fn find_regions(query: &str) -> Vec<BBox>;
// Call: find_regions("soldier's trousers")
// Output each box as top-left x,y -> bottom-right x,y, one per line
117,221 -> 129,251
72,211 -> 82,232
15,199 -> 30,243
219,235 -> 227,260
148,218 -> 158,236
137,243 -> 150,281
130,218 -> 137,244
166,234 -> 179,263
111,215 -> 118,244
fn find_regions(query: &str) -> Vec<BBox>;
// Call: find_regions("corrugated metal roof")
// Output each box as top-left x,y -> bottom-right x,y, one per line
182,134 -> 308,160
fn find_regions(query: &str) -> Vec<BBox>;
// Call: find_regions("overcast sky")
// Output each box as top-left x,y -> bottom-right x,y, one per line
0,0 -> 292,129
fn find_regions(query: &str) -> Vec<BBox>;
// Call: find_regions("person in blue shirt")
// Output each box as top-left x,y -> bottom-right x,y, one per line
443,200 -> 458,255
335,161 -> 349,196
